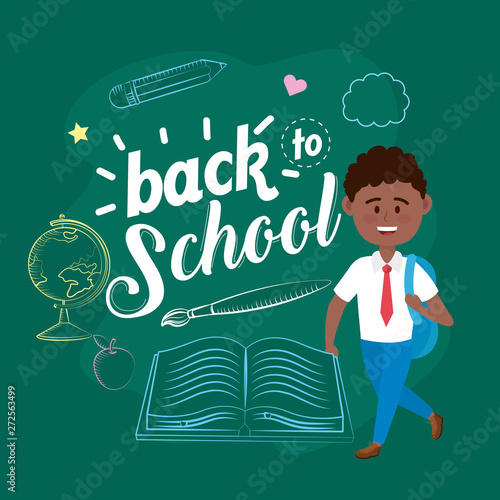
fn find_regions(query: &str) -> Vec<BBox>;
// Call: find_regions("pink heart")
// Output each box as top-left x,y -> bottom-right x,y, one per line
284,74 -> 307,96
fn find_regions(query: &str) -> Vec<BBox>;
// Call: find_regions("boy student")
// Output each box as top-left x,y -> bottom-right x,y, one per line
325,146 -> 453,459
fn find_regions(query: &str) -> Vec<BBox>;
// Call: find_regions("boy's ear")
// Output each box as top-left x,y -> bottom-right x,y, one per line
423,195 -> 433,215
342,196 -> 353,216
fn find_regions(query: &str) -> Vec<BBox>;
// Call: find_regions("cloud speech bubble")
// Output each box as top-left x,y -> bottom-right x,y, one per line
342,72 -> 410,127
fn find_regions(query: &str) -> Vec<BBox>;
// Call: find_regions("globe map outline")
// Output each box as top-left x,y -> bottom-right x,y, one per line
28,216 -> 110,310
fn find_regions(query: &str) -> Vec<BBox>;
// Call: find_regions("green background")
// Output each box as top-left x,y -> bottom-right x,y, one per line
2,1 -> 499,499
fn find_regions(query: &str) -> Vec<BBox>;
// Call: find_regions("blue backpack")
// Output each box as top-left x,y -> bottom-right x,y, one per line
404,255 -> 438,359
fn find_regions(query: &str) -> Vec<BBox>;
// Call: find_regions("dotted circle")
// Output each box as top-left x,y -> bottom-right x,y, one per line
281,118 -> 331,168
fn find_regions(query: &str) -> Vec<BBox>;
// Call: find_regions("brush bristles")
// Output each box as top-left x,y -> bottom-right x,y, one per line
161,308 -> 190,327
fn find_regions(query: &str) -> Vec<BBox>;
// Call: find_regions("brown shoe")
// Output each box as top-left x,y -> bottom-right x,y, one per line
429,413 -> 443,440
355,443 -> 381,459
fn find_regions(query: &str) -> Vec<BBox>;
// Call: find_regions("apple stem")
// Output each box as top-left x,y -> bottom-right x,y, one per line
109,338 -> 116,354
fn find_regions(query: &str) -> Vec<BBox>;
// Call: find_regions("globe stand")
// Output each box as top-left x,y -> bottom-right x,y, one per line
37,307 -> 91,341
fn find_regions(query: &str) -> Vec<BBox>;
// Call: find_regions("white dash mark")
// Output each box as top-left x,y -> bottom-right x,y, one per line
203,117 -> 211,141
159,127 -> 168,144
95,204 -> 116,216
113,134 -> 126,151
282,169 -> 300,178
96,168 -> 116,181
254,115 -> 275,135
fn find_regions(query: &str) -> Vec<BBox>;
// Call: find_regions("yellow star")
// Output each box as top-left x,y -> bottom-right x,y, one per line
68,123 -> 89,143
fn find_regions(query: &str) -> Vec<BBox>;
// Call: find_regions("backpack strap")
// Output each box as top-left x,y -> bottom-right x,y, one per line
404,254 -> 423,326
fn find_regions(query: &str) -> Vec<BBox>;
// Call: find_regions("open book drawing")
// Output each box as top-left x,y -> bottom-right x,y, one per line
136,337 -> 353,442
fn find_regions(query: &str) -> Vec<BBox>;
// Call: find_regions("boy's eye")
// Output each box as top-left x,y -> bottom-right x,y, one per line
374,206 -> 380,214
395,206 -> 401,214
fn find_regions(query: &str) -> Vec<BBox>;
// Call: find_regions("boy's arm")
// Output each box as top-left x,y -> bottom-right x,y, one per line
325,294 -> 348,356
405,293 -> 454,327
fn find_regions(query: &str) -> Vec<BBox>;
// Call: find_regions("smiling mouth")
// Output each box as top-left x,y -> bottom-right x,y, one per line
377,226 -> 398,235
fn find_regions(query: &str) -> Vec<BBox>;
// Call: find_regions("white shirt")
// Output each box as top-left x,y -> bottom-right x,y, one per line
334,251 -> 439,343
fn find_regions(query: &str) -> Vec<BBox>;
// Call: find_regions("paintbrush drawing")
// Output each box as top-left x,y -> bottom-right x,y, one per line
161,280 -> 331,327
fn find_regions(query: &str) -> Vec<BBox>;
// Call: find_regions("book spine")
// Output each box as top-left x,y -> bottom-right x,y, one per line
242,347 -> 248,434
243,348 -> 248,411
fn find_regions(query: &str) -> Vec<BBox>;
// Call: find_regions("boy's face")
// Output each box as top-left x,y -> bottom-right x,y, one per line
342,181 -> 432,246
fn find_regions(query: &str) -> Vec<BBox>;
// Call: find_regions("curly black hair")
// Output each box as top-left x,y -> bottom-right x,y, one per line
344,146 -> 427,202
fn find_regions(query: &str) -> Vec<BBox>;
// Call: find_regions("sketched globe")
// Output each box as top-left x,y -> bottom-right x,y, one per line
28,215 -> 110,341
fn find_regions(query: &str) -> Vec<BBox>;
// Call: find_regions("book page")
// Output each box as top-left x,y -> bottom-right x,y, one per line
146,337 -> 245,433
246,338 -> 344,436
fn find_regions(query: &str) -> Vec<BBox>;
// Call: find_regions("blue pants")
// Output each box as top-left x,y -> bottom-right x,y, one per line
361,340 -> 433,444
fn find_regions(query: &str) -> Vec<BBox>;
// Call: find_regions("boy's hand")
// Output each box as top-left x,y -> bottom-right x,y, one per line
405,293 -> 422,311
326,345 -> 339,357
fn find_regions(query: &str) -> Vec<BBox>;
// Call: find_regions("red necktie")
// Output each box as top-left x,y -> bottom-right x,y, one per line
381,264 -> 393,326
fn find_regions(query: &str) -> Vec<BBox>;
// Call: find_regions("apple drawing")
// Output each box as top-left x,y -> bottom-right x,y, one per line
93,335 -> 135,390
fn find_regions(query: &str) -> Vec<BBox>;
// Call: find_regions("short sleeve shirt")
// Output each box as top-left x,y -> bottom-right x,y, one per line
334,251 -> 438,342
